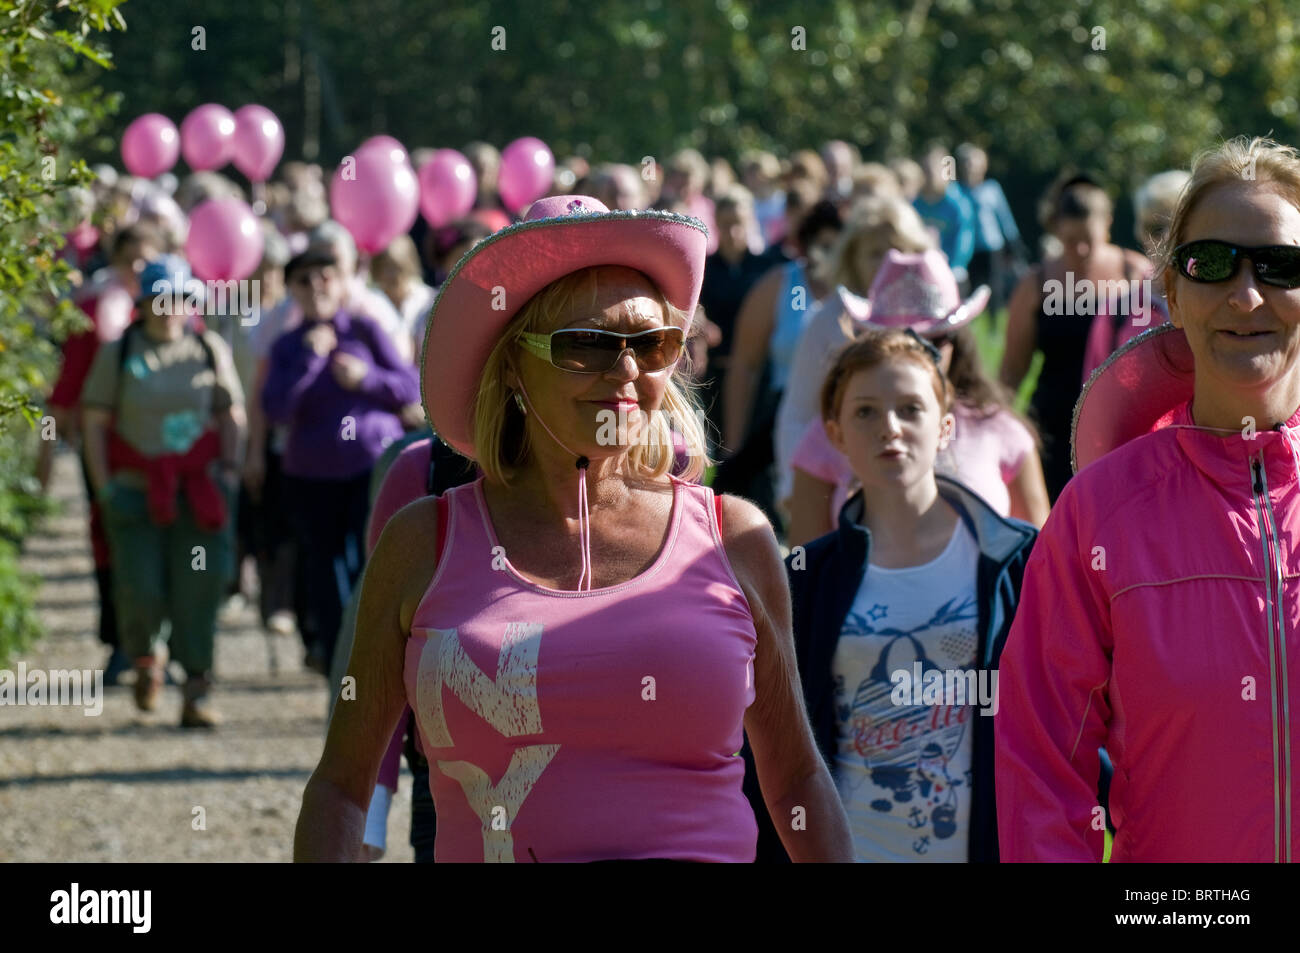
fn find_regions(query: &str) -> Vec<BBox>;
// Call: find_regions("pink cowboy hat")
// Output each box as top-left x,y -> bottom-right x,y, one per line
1072,322 -> 1193,473
863,249 -> 991,336
420,194 -> 708,458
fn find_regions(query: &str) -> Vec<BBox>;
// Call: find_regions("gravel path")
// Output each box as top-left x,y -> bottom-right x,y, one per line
0,447 -> 412,862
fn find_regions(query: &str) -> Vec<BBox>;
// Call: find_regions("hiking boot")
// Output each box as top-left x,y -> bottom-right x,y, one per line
132,656 -> 163,712
180,674 -> 221,729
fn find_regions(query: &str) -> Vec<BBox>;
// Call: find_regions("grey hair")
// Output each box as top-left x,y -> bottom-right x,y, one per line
308,220 -> 358,273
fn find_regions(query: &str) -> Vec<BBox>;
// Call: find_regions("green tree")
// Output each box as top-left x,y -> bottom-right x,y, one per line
0,0 -> 125,665
91,0 -> 1299,249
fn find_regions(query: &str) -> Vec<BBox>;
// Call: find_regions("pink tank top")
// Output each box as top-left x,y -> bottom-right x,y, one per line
404,475 -> 759,862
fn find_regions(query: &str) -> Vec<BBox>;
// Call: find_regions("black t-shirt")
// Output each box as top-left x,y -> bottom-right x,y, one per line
698,246 -> 790,362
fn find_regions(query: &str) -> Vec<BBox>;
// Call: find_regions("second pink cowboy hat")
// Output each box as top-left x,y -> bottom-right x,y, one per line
862,248 -> 992,335
419,194 -> 709,459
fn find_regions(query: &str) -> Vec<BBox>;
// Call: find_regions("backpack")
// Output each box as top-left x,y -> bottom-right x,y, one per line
424,432 -> 479,497
113,319 -> 217,407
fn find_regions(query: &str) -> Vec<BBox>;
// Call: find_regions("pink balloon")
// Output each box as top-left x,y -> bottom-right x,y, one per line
359,135 -> 409,168
121,114 -> 180,179
185,198 -> 264,281
498,137 -> 555,213
232,105 -> 284,183
330,149 -> 419,254
180,104 -> 237,171
417,149 -> 477,228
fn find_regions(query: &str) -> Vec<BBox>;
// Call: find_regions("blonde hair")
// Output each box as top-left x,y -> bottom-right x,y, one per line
851,162 -> 903,201
822,196 -> 934,292
472,267 -> 709,486
1154,137 -> 1300,285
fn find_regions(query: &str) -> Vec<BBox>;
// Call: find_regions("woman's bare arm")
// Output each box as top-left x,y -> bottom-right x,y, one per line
722,494 -> 853,862
1006,449 -> 1050,528
294,497 -> 440,861
216,403 -> 246,469
723,268 -> 782,451
785,468 -> 836,549
999,267 -> 1042,392
81,407 -> 113,495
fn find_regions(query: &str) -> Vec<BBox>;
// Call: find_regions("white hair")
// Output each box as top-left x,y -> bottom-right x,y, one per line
1133,170 -> 1191,246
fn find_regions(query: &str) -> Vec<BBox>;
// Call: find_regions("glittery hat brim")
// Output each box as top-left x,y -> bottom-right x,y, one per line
1072,322 -> 1196,474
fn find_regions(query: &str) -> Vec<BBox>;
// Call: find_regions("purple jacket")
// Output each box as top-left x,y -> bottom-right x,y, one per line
263,310 -> 418,479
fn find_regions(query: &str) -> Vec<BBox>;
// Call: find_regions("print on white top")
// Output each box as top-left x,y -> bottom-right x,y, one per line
833,520 -> 981,862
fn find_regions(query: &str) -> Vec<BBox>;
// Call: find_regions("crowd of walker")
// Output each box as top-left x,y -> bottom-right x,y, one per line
38,131 -> 1300,862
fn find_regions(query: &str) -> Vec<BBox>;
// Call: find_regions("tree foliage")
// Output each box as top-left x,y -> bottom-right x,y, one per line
93,0 -> 1299,240
0,0 -> 125,664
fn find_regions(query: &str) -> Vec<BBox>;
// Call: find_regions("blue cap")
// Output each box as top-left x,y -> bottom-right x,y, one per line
137,255 -> 202,304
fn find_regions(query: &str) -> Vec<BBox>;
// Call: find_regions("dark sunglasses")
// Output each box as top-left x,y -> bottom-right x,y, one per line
1173,240 -> 1300,289
519,327 -> 686,374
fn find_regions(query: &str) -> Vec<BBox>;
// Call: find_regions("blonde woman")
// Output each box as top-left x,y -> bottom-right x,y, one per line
295,195 -> 852,862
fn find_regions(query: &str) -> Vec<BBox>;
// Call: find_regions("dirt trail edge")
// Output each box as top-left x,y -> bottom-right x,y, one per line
0,448 -> 413,862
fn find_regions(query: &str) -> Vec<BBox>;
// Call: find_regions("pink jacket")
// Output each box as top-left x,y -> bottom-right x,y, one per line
996,400 -> 1300,862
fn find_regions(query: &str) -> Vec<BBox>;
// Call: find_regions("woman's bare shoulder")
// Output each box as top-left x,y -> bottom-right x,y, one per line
369,495 -> 444,621
716,494 -> 785,599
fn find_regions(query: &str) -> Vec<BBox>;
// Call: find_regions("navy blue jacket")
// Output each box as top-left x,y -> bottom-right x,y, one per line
742,475 -> 1037,862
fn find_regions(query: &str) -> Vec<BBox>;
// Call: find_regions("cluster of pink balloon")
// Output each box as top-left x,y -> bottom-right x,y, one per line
120,107 -> 557,280
121,104 -> 285,182
121,105 -> 286,282
329,135 -> 555,254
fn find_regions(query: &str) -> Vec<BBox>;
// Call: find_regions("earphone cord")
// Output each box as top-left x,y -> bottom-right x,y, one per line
515,379 -> 592,591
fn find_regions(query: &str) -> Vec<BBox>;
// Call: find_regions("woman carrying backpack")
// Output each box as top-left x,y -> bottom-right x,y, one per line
81,257 -> 246,727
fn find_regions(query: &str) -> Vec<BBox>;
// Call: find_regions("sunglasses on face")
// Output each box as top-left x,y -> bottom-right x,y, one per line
1173,240 -> 1300,289
518,327 -> 686,374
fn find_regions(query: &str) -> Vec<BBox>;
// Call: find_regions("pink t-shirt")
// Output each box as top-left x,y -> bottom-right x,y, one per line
405,475 -> 759,862
791,403 -> 1036,525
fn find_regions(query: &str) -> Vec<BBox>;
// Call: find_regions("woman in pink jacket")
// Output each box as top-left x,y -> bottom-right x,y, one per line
996,136 -> 1300,862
